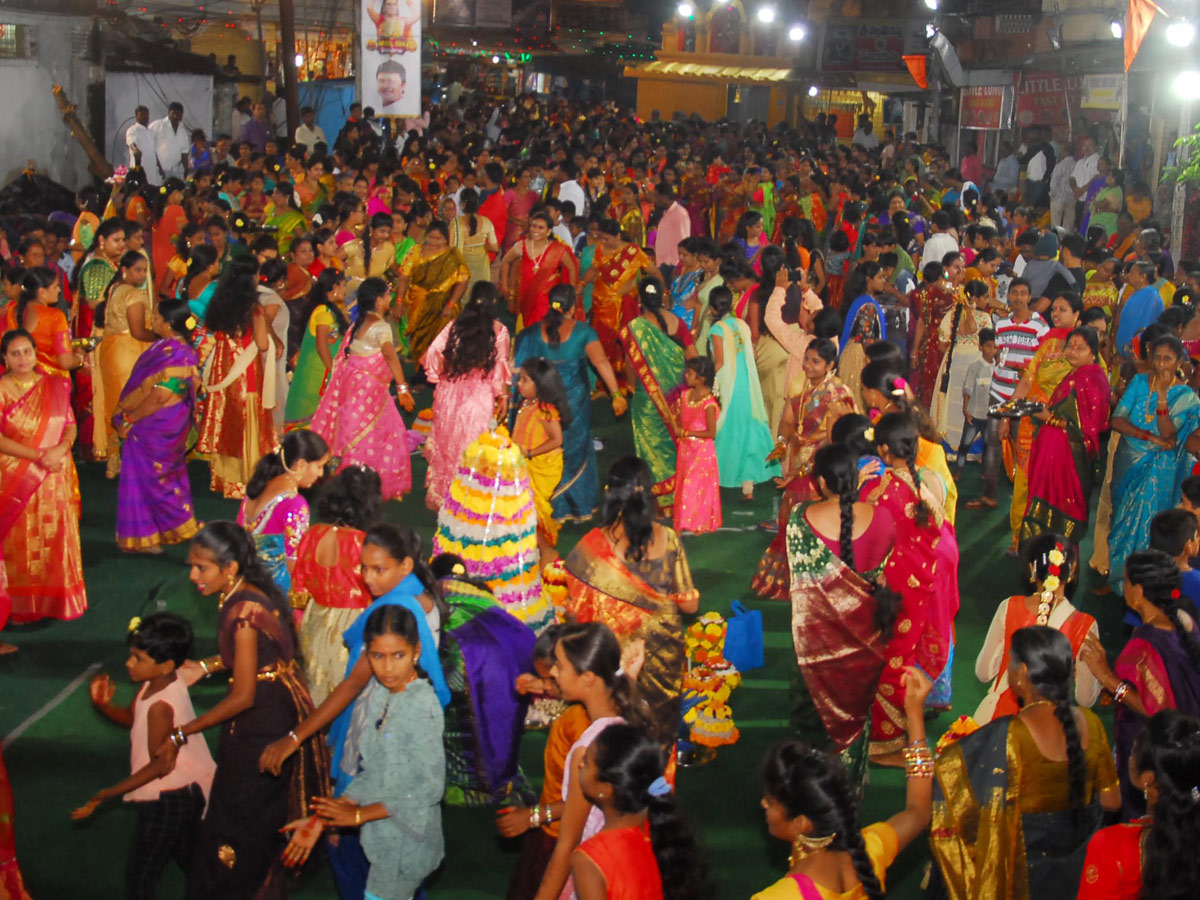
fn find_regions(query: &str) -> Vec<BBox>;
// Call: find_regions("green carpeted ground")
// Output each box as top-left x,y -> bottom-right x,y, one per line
1,395 -> 1125,899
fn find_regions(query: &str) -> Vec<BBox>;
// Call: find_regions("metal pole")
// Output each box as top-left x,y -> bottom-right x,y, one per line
254,1 -> 268,98
1118,72 -> 1129,168
1171,98 -> 1191,261
280,0 -> 301,140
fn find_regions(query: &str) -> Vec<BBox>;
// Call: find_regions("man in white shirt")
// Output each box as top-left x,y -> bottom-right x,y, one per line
125,105 -> 159,183
851,116 -> 880,152
1049,151 -> 1077,229
920,210 -> 959,271
1071,136 -> 1100,203
270,92 -> 288,140
293,106 -> 326,151
149,102 -> 189,181
553,161 -> 587,218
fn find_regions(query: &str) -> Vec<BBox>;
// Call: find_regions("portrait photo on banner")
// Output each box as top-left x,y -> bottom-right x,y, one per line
361,0 -> 422,116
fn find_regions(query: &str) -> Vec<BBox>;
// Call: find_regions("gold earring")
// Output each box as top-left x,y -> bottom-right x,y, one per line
789,831 -> 835,867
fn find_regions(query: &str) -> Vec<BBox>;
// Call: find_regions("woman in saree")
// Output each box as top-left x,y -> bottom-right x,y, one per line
1020,327 -> 1111,545
2,267 -> 81,378
0,329 -> 86,623
0,739 -> 30,897
398,221 -> 470,368
583,219 -> 652,390
784,445 -> 899,791
618,279 -> 696,514
148,179 -> 187,296
707,285 -> 780,500
680,161 -> 712,239
73,218 -> 129,455
998,291 -> 1084,553
974,534 -> 1100,724
714,170 -> 748,244
1081,158 -> 1122,239
1078,709 -> 1200,900
1106,334 -> 1200,591
294,157 -> 328,219
511,284 -> 626,523
264,181 -> 307,256
751,339 -> 856,601
194,257 -> 277,499
499,210 -> 578,329
342,212 -> 396,298
910,257 -> 962,409
93,251 -> 155,471
450,188 -> 499,291
284,269 -> 350,430
692,239 -> 724,345
423,282 -> 512,510
860,412 -> 946,762
667,237 -> 704,329
742,247 -> 791,433
930,626 -> 1121,900
113,299 -> 201,554
930,279 -> 993,450
1079,550 -> 1200,819
165,522 -> 331,900
311,277 -> 416,501
836,261 -> 889,409
563,456 -> 699,749
503,166 -> 538,253
178,245 -> 222,321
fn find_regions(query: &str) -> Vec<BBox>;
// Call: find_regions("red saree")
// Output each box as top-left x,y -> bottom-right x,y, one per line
915,282 -> 959,408
516,238 -> 576,328
0,374 -> 87,622
861,469 -> 943,753
1021,363 -> 1111,544
0,743 -> 31,900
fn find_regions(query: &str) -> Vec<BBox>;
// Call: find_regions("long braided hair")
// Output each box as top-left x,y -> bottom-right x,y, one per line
939,278 -> 988,392
1125,549 -> 1200,672
873,412 -> 932,527
1010,626 -> 1088,819
1136,710 -> 1200,900
761,741 -> 884,900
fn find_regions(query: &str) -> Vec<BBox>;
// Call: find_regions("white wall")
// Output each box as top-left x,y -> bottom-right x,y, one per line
0,11 -> 95,190
104,72 -> 214,171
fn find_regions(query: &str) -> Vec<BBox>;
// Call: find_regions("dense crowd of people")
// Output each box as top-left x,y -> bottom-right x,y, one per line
1,89 -> 1200,900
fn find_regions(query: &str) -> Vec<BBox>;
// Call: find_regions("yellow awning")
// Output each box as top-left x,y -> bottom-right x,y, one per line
623,60 -> 794,85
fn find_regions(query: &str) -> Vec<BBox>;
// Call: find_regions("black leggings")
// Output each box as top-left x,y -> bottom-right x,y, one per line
126,783 -> 205,900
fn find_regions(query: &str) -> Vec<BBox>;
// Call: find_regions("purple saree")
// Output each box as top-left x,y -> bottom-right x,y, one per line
114,338 -> 201,550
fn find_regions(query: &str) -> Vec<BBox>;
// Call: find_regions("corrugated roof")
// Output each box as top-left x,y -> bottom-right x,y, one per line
624,59 -> 794,84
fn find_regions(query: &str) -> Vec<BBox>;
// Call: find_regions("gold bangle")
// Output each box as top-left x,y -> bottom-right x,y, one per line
354,806 -> 362,827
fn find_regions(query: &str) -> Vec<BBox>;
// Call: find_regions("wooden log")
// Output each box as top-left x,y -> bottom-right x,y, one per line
52,83 -> 114,181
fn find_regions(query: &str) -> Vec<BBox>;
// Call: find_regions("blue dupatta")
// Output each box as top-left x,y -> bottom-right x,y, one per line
838,294 -> 886,356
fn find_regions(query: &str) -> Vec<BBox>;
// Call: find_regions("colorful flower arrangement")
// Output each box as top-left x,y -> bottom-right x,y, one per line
682,612 -> 742,747
935,715 -> 981,756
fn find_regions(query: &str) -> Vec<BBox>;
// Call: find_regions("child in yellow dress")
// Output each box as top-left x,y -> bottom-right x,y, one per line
513,357 -> 570,567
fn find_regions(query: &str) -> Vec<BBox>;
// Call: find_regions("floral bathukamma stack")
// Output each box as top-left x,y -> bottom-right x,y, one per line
682,612 -> 742,747
432,426 -> 553,630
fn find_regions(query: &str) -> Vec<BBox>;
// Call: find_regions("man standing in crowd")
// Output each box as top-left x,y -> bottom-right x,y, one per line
124,105 -> 158,183
294,106 -> 326,151
150,102 -> 189,181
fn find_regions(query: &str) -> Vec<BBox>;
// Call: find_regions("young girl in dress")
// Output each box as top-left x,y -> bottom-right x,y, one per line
571,723 -> 709,900
237,429 -> 329,595
259,524 -> 450,900
673,356 -> 721,534
293,465 -> 381,706
72,613 -> 216,900
533,622 -> 651,900
297,605 -> 446,900
423,281 -> 512,510
514,357 -> 570,567
311,276 -> 415,501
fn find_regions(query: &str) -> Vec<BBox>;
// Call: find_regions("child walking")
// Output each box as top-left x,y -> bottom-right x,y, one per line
673,356 -> 721,534
73,613 -> 215,900
956,327 -> 999,499
513,357 -> 570,566
297,605 -> 446,900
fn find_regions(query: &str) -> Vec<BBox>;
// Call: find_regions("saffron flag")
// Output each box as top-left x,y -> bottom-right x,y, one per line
903,54 -> 928,89
1125,0 -> 1161,72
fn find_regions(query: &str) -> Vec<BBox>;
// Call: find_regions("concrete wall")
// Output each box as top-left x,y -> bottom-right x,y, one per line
0,11 -> 96,190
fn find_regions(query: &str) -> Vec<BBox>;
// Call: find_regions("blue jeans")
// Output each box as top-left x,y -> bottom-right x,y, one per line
956,415 -> 1000,498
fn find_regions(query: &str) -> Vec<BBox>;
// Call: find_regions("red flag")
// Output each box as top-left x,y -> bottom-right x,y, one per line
903,54 -> 927,89
1125,0 -> 1161,72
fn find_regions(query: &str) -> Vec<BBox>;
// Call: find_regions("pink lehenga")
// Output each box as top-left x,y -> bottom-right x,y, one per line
311,318 -> 413,501
423,319 -> 512,509
673,392 -> 721,533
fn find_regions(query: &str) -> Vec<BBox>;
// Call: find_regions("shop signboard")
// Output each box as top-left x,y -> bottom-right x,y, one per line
820,19 -> 926,73
1014,71 -> 1082,127
361,0 -> 422,117
960,85 -> 1009,130
1081,74 -> 1123,110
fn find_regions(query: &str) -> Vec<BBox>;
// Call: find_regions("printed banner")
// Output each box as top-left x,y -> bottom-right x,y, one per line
1081,73 -> 1123,110
361,0 -> 421,117
960,85 -> 1007,130
1014,71 -> 1082,128
821,19 -> 925,73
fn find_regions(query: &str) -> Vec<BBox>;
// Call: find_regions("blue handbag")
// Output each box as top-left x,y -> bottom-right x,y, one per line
723,601 -> 764,672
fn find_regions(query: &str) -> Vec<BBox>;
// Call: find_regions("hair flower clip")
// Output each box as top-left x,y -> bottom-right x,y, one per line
452,563 -> 466,576
646,776 -> 672,797
184,315 -> 197,330
1047,547 -> 1066,567
128,616 -> 142,633
159,185 -> 168,195
863,427 -> 875,441
550,300 -> 562,311
1171,588 -> 1182,600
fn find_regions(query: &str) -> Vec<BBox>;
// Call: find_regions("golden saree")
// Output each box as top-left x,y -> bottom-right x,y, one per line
401,245 -> 469,365
0,375 -> 86,622
564,527 -> 695,746
93,283 -> 153,471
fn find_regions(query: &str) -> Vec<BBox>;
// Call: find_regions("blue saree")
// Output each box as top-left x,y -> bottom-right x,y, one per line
1108,374 -> 1200,590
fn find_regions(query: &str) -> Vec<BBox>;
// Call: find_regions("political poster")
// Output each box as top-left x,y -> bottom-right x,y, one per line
361,0 -> 421,117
